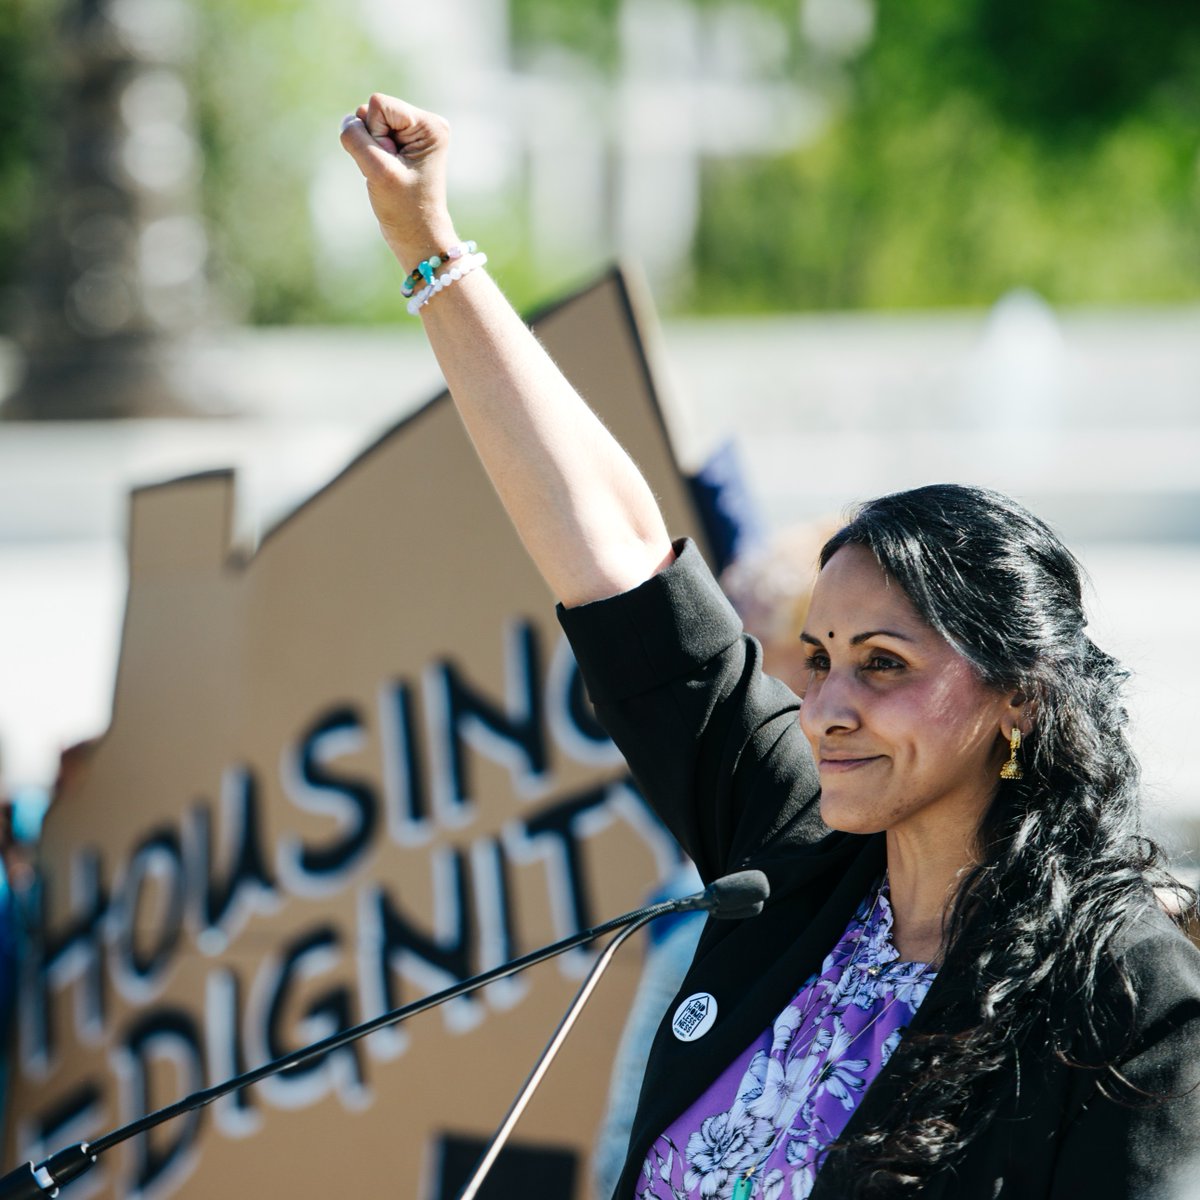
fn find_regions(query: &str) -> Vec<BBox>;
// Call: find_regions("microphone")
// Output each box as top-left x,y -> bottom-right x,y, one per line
0,869 -> 768,1199
684,869 -> 770,920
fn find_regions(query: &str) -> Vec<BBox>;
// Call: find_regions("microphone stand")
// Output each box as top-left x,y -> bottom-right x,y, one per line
454,868 -> 769,1200
454,909 -> 659,1200
0,872 -> 766,1199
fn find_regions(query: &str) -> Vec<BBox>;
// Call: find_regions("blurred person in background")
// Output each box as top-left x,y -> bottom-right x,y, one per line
341,94 -> 1200,1200
720,522 -> 841,688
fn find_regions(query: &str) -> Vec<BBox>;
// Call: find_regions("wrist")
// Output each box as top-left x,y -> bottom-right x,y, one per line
383,221 -> 461,276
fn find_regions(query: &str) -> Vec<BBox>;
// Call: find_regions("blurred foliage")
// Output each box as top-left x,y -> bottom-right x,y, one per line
0,0 -> 58,303
515,0 -> 1200,311
690,0 -> 1200,309
954,0 -> 1200,139
694,102 -> 1200,311
191,0 -> 399,324
510,0 -> 624,70
1,0 -> 1198,321
509,0 -> 802,70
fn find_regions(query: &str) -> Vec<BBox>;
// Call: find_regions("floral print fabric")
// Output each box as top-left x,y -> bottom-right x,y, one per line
637,878 -> 935,1200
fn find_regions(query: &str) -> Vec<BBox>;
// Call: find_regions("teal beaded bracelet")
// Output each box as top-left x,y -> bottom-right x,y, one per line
401,241 -> 478,298
406,250 -> 488,316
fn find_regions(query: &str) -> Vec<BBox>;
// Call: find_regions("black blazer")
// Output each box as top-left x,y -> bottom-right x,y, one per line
558,539 -> 1200,1200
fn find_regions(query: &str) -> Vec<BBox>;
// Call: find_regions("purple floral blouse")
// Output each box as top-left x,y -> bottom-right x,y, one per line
636,877 -> 936,1200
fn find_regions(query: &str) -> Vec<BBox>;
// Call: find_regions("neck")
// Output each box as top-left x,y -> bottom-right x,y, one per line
885,826 -> 979,964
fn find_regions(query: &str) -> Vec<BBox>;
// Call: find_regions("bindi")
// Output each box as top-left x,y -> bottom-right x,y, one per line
827,631 -> 835,639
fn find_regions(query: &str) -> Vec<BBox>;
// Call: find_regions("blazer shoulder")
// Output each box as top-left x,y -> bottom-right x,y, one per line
1101,900 -> 1200,1064
1114,900 -> 1200,988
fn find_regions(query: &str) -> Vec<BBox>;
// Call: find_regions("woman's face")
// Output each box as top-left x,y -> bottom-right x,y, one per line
797,544 -> 1017,843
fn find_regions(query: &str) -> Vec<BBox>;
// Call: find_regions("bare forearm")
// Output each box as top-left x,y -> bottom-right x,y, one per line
341,96 -> 673,606
418,268 -> 674,606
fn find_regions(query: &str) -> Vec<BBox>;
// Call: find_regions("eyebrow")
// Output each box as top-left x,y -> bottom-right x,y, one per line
799,629 -> 916,646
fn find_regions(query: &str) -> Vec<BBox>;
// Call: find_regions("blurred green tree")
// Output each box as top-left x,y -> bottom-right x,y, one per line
192,0 -> 401,324
3,0 -> 1198,321
0,0 -> 58,306
959,0 -> 1200,138
690,0 -> 1200,309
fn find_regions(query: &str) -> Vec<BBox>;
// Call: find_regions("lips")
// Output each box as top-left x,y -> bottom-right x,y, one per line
818,755 -> 882,772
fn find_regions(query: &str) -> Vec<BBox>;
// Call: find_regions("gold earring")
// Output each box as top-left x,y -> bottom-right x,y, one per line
999,727 -> 1023,781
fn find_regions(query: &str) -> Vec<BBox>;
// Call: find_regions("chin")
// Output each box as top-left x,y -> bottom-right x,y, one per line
818,793 -> 889,836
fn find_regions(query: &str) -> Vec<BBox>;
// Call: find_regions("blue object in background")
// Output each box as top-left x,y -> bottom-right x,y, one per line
0,860 -> 14,1015
687,439 -> 766,575
0,785 -> 46,1139
10,786 -> 49,843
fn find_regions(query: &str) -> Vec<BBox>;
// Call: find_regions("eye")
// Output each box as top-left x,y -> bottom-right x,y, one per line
863,653 -> 905,672
803,651 -> 830,673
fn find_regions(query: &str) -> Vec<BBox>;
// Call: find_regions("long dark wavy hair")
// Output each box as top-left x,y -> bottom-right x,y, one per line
816,483 -> 1193,1195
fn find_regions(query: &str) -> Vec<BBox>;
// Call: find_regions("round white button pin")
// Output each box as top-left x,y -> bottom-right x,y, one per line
672,992 -> 717,1042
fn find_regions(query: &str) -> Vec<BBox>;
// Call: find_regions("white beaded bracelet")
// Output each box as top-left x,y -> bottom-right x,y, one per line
406,251 -> 488,316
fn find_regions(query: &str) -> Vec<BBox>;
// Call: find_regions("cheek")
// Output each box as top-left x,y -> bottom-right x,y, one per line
876,682 -> 995,766
909,684 -> 1005,769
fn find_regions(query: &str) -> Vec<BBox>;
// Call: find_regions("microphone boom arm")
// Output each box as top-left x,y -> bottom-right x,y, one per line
454,869 -> 768,1199
454,909 -> 663,1200
0,870 -> 766,1199
0,894 -> 694,1198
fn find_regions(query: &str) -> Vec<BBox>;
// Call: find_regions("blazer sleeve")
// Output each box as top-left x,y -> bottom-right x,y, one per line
556,538 -> 824,883
1048,918 -> 1200,1198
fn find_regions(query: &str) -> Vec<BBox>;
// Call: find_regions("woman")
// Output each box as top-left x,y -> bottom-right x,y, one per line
340,95 -> 1200,1198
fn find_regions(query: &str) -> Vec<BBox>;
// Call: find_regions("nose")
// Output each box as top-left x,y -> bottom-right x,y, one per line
799,668 -> 861,739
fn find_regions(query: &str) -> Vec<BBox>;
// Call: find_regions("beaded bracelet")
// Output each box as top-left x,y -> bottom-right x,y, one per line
406,251 -> 488,316
400,241 -> 478,298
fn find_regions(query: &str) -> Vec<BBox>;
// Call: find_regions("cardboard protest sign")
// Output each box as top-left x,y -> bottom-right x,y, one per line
5,269 -> 710,1200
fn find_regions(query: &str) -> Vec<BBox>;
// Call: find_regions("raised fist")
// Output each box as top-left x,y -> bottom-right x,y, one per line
340,93 -> 458,270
